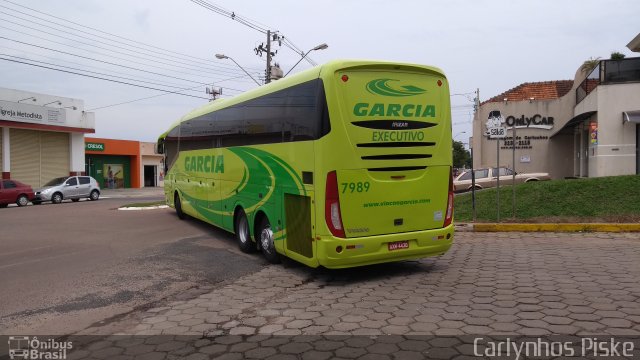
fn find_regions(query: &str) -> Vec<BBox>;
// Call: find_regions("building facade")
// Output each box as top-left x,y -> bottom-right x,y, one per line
473,37 -> 640,179
85,137 -> 163,189
0,88 -> 95,187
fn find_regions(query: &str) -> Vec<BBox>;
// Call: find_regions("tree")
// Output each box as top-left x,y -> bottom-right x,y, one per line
610,52 -> 626,60
580,57 -> 601,73
452,140 -> 471,168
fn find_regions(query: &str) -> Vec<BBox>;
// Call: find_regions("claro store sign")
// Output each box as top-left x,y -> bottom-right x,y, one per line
0,100 -> 66,125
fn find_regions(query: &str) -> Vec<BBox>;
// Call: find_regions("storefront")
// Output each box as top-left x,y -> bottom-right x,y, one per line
85,138 -> 164,189
0,88 -> 95,187
472,35 -> 640,178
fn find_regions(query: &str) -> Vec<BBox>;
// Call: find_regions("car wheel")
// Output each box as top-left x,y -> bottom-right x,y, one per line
174,193 -> 185,220
71,198 -> 80,202
17,195 -> 29,207
51,192 -> 63,204
258,216 -> 280,264
90,190 -> 100,201
0,204 -> 8,208
234,209 -> 254,253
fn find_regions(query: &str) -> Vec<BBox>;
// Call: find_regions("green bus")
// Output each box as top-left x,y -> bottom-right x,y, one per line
157,60 -> 454,268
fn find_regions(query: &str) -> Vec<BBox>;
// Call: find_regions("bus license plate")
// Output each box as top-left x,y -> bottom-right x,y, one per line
388,240 -> 409,251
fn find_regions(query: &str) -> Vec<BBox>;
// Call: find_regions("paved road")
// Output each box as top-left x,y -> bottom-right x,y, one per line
96,231 -> 640,338
18,230 -> 634,360
0,191 -> 267,335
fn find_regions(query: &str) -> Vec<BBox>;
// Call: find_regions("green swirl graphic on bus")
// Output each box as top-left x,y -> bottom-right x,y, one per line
366,78 -> 426,97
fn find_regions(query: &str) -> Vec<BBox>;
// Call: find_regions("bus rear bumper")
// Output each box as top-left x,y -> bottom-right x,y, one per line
316,225 -> 454,269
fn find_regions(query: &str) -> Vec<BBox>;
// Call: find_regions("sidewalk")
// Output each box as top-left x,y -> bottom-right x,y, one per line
455,222 -> 640,232
100,187 -> 165,199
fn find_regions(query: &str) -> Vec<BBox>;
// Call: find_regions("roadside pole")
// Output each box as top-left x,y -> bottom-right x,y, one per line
472,88 -> 479,222
496,139 -> 500,222
512,125 -> 517,219
471,147 -> 476,222
488,123 -> 506,223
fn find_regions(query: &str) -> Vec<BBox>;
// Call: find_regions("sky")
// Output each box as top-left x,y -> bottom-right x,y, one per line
1,0 -> 638,144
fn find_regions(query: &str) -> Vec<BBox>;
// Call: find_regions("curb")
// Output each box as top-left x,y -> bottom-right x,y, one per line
118,205 -> 169,211
456,223 -> 640,232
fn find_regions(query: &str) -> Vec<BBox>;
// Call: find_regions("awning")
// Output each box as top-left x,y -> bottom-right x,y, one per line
550,111 -> 596,137
623,110 -> 640,123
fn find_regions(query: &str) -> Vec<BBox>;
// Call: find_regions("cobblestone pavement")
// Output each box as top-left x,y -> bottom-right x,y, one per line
70,231 -> 640,358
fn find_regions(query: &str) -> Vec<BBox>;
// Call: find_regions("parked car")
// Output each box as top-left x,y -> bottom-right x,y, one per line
34,176 -> 101,204
453,167 -> 550,192
0,179 -> 35,207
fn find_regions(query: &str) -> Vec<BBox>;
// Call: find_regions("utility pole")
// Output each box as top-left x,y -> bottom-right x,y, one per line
265,30 -> 272,84
471,88 -> 479,222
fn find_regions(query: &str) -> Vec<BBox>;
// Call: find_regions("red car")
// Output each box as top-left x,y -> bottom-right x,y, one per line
0,179 -> 35,207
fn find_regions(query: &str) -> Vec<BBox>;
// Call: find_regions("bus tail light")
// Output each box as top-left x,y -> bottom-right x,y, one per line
325,171 -> 345,238
443,167 -> 454,228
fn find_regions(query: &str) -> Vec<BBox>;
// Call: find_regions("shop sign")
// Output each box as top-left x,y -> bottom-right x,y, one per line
505,114 -> 554,130
484,110 -> 555,136
0,100 -> 65,125
86,142 -> 105,151
589,122 -> 598,145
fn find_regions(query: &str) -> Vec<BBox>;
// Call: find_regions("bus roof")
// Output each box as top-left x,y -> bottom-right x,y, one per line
157,59 -> 446,141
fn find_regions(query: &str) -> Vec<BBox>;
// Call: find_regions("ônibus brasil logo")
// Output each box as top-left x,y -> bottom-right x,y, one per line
366,79 -> 426,97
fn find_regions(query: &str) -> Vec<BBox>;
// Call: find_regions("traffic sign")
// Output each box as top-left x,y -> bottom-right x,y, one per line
488,126 -> 507,138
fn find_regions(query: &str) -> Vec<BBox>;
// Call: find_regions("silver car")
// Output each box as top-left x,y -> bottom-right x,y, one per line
34,176 -> 101,204
453,167 -> 550,192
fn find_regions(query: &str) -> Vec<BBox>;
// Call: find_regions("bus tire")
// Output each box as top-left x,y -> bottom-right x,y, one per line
234,209 -> 254,253
258,217 -> 281,264
175,193 -> 185,220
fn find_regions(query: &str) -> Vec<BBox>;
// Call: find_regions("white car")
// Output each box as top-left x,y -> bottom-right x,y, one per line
454,167 -> 550,192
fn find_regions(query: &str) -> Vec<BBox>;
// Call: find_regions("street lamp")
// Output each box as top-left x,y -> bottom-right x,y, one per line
454,131 -> 467,140
43,100 -> 62,107
215,54 -> 261,86
284,43 -> 328,77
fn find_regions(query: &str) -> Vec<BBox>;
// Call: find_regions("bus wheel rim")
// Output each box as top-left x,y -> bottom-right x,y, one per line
261,227 -> 274,253
238,216 -> 249,244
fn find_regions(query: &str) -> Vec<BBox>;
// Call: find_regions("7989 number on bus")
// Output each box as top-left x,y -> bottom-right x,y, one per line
341,182 -> 370,193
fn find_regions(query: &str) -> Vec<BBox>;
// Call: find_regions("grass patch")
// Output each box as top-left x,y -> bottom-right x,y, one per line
455,175 -> 640,223
120,201 -> 166,208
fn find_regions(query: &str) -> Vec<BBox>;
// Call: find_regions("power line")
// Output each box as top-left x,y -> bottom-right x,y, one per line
0,27 -> 260,84
189,0 -> 270,34
0,43 -> 229,91
0,10 -> 262,80
0,36 -> 248,90
1,53 -> 208,95
0,56 -> 211,99
0,0 -> 263,72
87,83 -> 214,111
189,0 -> 318,69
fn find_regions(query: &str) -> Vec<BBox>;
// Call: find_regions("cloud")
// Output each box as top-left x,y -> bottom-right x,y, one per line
134,8 -> 151,29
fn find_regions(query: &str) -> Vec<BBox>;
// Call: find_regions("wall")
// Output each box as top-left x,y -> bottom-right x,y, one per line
473,97 -> 574,178
592,82 -> 640,176
140,141 -> 164,187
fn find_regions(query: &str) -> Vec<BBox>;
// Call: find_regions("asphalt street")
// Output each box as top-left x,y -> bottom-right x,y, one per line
0,190 -> 267,335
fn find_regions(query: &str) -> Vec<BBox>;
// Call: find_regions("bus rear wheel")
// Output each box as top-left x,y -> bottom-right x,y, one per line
234,209 -> 254,253
259,217 -> 280,264
175,193 -> 185,220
